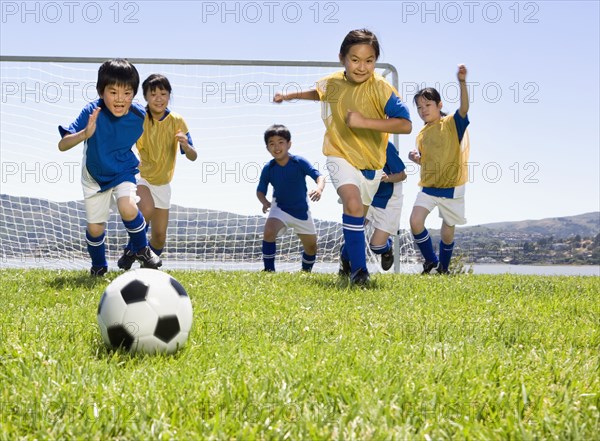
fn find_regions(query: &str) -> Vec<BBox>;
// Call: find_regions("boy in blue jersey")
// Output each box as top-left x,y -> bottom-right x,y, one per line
257,124 -> 326,272
58,58 -> 162,276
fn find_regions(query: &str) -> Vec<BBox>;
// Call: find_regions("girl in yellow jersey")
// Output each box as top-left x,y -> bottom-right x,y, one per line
274,29 -> 412,286
409,65 -> 470,274
118,74 -> 197,269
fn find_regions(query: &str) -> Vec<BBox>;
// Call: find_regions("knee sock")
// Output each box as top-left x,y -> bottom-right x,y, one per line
413,229 -> 438,263
262,240 -> 276,271
301,251 -> 316,272
439,241 -> 455,271
86,230 -> 107,268
342,214 -> 366,273
122,211 -> 148,253
370,237 -> 392,255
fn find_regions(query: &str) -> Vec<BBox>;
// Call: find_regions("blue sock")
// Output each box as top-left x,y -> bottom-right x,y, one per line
342,214 -> 366,273
341,243 -> 350,261
150,244 -> 163,256
301,252 -> 316,272
439,241 -> 454,271
122,211 -> 148,253
370,237 -> 392,255
86,230 -> 107,268
262,240 -> 276,271
413,229 -> 438,264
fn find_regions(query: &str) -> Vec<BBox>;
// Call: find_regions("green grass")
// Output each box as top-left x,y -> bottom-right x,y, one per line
0,269 -> 598,440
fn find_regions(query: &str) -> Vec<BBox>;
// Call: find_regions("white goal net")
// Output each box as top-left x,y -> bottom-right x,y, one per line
0,56 -> 416,273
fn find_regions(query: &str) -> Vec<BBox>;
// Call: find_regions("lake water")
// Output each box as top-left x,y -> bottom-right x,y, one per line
2,258 -> 598,277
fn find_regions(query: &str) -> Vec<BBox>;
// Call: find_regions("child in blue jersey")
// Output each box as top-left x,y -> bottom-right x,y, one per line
257,124 -> 325,272
409,65 -> 470,274
274,29 -> 411,286
365,142 -> 407,272
58,58 -> 162,276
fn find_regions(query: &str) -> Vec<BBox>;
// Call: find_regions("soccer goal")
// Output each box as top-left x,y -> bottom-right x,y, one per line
0,56 -> 417,273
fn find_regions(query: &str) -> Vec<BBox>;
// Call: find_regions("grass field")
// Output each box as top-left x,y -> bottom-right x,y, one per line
0,269 -> 598,440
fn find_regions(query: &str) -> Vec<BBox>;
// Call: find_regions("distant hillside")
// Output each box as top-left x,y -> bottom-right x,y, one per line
458,212 -> 599,239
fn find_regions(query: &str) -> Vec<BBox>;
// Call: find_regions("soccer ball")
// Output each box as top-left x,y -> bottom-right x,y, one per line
97,269 -> 193,354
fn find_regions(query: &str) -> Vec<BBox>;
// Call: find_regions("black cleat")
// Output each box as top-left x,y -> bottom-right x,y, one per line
339,255 -> 351,277
135,246 -> 162,269
421,260 -> 439,275
381,248 -> 394,271
90,266 -> 108,277
435,263 -> 450,275
350,268 -> 370,287
117,248 -> 136,270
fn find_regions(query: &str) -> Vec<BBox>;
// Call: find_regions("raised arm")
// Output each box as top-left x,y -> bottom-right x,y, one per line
58,107 -> 100,152
457,64 -> 469,118
273,90 -> 320,103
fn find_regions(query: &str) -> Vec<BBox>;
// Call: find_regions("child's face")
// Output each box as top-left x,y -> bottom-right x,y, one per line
416,96 -> 443,124
339,44 -> 377,84
100,83 -> 134,117
145,87 -> 170,116
266,135 -> 291,161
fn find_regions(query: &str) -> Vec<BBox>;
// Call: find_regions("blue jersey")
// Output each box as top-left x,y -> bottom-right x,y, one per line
371,142 -> 406,209
257,154 -> 321,221
59,99 -> 145,192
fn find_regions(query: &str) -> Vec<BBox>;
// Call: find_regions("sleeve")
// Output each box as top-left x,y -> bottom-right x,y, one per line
384,92 -> 411,121
58,101 -> 96,137
453,110 -> 470,143
174,114 -> 193,154
298,156 -> 321,182
256,164 -> 270,194
386,144 -> 406,174
315,74 -> 331,102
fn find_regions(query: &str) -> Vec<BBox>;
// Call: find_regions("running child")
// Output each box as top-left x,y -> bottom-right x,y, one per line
118,74 -> 197,269
257,124 -> 325,272
409,64 -> 470,274
274,29 -> 412,286
58,58 -> 161,276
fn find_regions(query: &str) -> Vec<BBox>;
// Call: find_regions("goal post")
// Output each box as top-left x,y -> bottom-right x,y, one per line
0,56 -> 416,273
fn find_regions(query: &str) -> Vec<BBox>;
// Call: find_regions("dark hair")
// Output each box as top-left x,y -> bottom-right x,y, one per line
142,74 -> 172,123
414,87 -> 447,117
96,58 -> 140,96
264,124 -> 291,145
339,29 -> 380,60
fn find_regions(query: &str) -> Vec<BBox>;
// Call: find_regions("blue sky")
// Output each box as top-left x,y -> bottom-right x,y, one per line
1,1 -> 599,227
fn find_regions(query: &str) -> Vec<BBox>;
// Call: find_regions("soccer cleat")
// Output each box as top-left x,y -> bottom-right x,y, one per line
435,263 -> 450,275
90,266 -> 108,277
381,248 -> 394,271
338,255 -> 351,276
350,268 -> 371,287
117,248 -> 136,270
135,246 -> 162,269
421,260 -> 439,275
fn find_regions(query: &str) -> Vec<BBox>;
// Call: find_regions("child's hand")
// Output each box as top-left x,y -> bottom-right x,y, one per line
381,172 -> 389,183
457,64 -> 467,82
175,130 -> 188,147
273,93 -> 284,103
408,150 -> 421,164
345,109 -> 365,128
309,188 -> 322,202
262,201 -> 271,213
84,107 -> 101,140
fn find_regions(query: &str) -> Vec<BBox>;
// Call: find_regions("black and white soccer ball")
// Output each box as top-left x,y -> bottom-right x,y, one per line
97,269 -> 193,354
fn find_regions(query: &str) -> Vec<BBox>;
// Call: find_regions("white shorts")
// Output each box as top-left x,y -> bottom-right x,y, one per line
413,186 -> 467,227
325,156 -> 382,206
137,177 -> 172,209
268,199 -> 316,236
82,166 -> 138,224
366,193 -> 404,236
